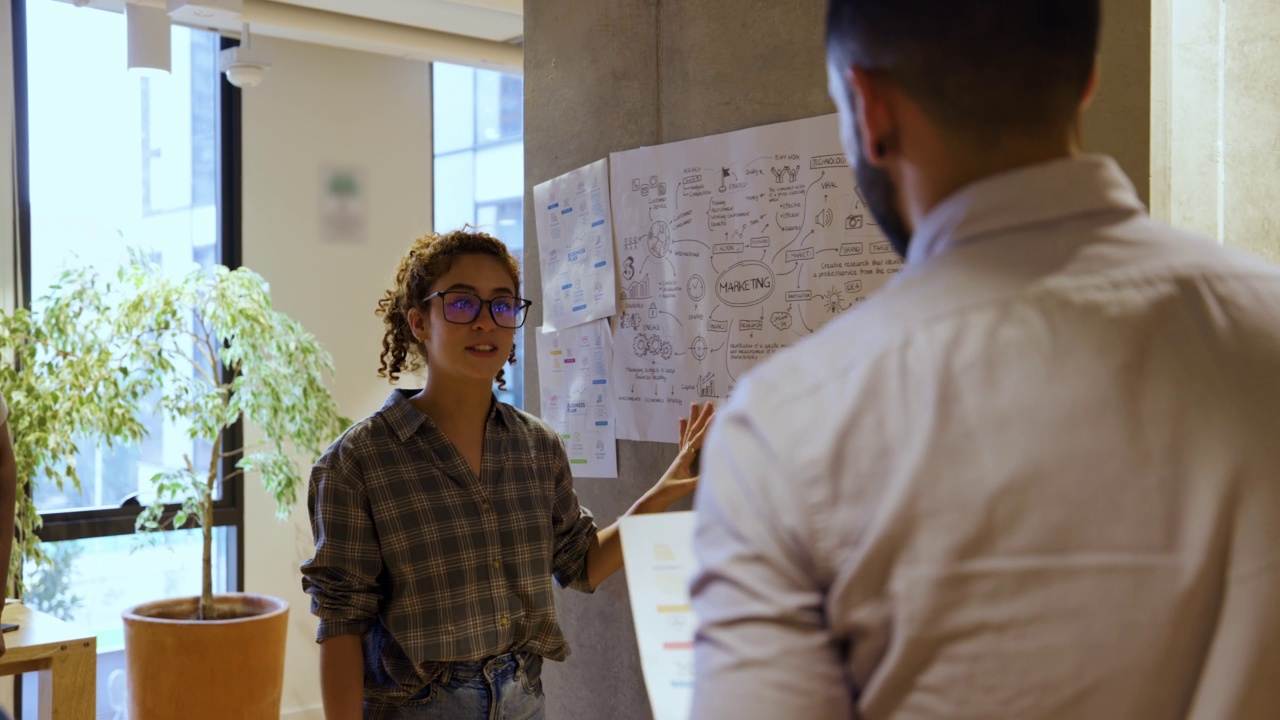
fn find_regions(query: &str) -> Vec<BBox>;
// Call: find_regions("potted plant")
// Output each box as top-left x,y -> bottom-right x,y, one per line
0,252 -> 346,719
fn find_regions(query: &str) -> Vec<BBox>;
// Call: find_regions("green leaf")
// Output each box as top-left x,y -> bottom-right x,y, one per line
2,249 -> 347,601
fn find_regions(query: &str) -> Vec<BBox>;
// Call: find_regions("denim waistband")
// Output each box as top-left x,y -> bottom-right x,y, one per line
437,652 -> 537,682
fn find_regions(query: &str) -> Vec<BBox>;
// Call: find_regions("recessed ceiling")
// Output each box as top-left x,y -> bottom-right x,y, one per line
268,0 -> 523,43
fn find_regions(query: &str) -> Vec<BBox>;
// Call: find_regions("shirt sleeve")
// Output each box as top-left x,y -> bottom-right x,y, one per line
689,390 -> 853,720
547,435 -> 598,594
300,435 -> 384,641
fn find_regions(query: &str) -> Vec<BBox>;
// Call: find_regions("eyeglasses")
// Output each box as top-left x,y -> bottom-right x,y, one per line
424,291 -> 533,329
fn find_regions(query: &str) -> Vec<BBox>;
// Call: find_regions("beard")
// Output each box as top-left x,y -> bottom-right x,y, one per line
852,125 -> 913,258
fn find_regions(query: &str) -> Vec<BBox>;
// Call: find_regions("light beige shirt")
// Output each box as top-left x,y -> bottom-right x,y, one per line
692,156 -> 1280,720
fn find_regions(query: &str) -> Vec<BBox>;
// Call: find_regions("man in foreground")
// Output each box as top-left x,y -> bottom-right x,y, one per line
691,2 -> 1280,718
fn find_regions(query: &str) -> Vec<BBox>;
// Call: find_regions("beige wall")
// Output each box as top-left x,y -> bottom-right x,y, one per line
1086,0 -> 1154,208
240,36 -> 432,719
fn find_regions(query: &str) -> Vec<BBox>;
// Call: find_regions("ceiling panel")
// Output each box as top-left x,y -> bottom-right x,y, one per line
269,0 -> 523,42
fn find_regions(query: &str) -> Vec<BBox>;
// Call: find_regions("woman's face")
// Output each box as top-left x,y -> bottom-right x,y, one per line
409,253 -> 520,388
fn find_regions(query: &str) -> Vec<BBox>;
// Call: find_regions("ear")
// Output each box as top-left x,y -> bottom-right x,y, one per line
407,306 -> 429,344
1079,57 -> 1100,111
849,66 -> 896,166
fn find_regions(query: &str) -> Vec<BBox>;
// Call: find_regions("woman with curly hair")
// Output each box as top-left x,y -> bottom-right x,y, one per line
302,228 -> 712,719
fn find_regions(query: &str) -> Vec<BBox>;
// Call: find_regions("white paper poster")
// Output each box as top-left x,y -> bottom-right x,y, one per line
535,320 -> 618,478
609,114 -> 902,442
533,159 -> 618,331
619,511 -> 698,720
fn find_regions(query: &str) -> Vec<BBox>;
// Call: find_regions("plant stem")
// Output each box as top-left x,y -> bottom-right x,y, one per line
200,430 -> 221,620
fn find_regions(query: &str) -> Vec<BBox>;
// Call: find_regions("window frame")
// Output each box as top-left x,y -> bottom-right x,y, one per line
11,1 -> 245,591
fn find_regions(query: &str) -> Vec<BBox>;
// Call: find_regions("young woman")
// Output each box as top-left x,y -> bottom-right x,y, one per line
301,229 -> 713,719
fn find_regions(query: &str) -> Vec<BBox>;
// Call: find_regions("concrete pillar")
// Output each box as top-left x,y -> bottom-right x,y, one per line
1223,0 -> 1280,262
1154,0 -> 1280,261
523,3 -> 830,719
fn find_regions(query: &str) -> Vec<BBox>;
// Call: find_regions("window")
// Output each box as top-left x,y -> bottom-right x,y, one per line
14,1 -> 241,716
432,62 -> 526,407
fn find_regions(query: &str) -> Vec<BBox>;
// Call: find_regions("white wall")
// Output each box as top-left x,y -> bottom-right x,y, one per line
240,36 -> 432,719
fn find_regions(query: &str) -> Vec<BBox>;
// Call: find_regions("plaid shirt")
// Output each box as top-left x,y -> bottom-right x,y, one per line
301,389 -> 597,704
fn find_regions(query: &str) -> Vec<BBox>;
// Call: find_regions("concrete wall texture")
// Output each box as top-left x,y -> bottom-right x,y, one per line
523,4 -> 833,718
1156,0 -> 1280,262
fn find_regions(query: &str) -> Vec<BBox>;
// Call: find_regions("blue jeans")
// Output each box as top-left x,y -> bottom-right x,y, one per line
364,653 -> 545,720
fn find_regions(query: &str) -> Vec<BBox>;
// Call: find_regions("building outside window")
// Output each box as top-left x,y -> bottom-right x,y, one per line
432,62 -> 526,407
15,1 -> 240,716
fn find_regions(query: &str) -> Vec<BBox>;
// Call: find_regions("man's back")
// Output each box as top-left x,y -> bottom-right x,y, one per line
692,156 -> 1280,719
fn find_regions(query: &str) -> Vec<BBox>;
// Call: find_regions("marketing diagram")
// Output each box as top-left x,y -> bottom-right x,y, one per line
608,114 -> 902,442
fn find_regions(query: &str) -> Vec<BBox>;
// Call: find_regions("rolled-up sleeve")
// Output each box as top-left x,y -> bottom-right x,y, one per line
689,390 -> 852,720
300,437 -> 384,641
547,440 -> 598,593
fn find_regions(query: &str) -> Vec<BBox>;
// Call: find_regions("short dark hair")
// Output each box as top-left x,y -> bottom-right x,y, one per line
826,1 -> 1101,135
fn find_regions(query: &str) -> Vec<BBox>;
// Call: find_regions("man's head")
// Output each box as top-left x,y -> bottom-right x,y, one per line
826,1 -> 1102,256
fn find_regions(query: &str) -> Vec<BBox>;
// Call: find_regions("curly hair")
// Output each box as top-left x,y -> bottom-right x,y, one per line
376,228 -> 522,389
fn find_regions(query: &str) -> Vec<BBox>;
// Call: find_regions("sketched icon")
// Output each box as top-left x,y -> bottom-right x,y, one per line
687,274 -> 706,301
822,286 -> 851,314
690,336 -> 709,361
647,221 -> 672,258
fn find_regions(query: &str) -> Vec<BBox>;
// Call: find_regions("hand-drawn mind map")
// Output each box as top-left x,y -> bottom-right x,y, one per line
609,114 -> 904,443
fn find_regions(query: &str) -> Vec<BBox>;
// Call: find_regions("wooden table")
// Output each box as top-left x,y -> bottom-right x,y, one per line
0,602 -> 96,719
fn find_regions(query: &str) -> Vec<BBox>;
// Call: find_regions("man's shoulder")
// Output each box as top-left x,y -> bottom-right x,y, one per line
730,296 -> 911,428
1133,219 -> 1280,275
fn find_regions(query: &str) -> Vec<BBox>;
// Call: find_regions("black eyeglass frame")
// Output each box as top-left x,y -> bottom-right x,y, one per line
423,291 -> 534,328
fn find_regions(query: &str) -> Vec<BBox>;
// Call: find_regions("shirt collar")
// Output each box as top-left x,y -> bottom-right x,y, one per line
905,154 -> 1147,266
380,388 -> 510,442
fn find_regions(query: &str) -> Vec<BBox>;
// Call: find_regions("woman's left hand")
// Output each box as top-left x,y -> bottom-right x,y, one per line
652,401 -> 715,504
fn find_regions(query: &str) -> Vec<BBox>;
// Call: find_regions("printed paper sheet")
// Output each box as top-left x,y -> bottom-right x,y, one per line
609,114 -> 901,442
533,159 -> 618,331
535,319 -> 618,478
619,511 -> 698,720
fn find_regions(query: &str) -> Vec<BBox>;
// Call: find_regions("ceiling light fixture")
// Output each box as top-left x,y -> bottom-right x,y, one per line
125,3 -> 171,75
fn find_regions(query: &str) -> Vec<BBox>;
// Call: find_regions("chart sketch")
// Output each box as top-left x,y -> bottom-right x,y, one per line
609,114 -> 903,442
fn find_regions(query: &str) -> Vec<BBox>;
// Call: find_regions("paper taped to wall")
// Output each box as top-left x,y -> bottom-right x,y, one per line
608,114 -> 899,442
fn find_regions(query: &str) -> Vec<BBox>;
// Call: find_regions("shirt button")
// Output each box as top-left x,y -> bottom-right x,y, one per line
481,502 -> 491,510
491,559 -> 501,570
499,617 -> 509,627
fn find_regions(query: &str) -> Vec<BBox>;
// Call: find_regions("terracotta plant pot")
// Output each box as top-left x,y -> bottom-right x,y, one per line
123,593 -> 289,719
